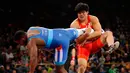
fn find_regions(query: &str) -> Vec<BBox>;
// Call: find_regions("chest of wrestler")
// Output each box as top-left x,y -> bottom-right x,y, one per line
80,21 -> 100,40
77,15 -> 93,28
79,22 -> 93,29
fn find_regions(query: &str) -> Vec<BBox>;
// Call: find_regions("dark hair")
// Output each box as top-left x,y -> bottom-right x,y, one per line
75,2 -> 89,13
14,30 -> 26,41
12,69 -> 17,73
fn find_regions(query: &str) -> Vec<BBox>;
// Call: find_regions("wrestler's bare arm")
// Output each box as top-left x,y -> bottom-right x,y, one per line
27,39 -> 38,73
85,16 -> 102,40
70,18 -> 88,44
70,19 -> 80,28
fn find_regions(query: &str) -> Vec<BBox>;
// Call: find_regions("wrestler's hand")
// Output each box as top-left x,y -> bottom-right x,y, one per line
81,28 -> 94,46
81,40 -> 87,47
82,28 -> 91,40
85,27 -> 92,34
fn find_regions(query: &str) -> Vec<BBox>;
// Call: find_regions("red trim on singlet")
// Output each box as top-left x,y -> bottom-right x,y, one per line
78,15 -> 93,28
56,45 -> 62,51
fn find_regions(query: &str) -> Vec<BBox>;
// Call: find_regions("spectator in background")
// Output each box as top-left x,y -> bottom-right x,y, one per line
5,64 -> 12,73
0,65 -> 5,73
86,67 -> 93,73
116,54 -> 122,63
6,46 -> 14,64
108,64 -> 117,73
46,52 -> 53,63
105,54 -> 111,63
16,49 -> 29,73
120,67 -> 127,73
47,65 -> 54,73
42,68 -> 48,73
122,53 -> 128,62
1,47 -> 6,55
120,60 -> 126,69
12,69 -> 17,73
119,32 -> 126,47
128,69 -> 130,73
0,47 -> 6,67
99,67 -> 105,73
124,41 -> 129,54
21,50 -> 29,66
69,65 -> 75,73
111,53 -> 117,62
98,53 -> 105,68
35,65 -> 43,73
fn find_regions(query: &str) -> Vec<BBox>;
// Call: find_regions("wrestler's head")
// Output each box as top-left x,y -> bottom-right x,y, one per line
75,2 -> 89,22
14,30 -> 28,46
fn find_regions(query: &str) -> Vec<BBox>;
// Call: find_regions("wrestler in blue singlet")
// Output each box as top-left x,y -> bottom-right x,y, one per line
28,27 -> 85,65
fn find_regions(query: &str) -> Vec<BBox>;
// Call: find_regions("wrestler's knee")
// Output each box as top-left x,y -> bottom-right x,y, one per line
78,64 -> 86,73
101,30 -> 112,39
78,59 -> 87,70
79,64 -> 86,70
105,30 -> 113,35
99,31 -> 110,44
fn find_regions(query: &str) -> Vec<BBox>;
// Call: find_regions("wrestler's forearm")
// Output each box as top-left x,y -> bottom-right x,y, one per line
29,44 -> 38,73
86,31 -> 101,41
75,31 -> 89,44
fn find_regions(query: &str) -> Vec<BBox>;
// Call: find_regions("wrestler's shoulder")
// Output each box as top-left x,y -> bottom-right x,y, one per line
89,15 -> 100,23
89,15 -> 99,19
70,18 -> 79,28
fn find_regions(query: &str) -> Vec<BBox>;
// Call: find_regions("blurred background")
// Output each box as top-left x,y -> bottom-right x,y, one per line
0,0 -> 130,73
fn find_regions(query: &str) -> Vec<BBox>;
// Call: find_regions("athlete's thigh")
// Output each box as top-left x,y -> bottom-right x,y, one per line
91,38 -> 104,54
77,44 -> 91,67
54,37 -> 70,65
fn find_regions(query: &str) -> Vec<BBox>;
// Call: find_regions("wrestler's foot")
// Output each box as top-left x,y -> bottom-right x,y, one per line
106,41 -> 120,54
